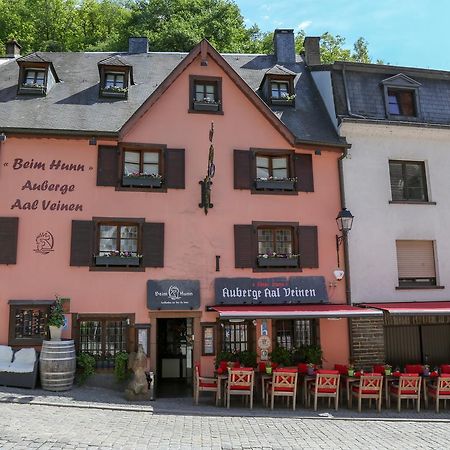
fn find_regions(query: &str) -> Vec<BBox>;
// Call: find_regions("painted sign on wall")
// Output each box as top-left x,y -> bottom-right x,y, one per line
214,276 -> 328,305
147,280 -> 200,310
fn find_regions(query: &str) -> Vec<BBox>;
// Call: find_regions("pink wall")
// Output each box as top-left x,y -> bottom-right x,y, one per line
0,53 -> 348,365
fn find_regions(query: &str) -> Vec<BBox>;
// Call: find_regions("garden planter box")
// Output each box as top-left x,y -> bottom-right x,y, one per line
271,98 -> 294,106
255,179 -> 295,191
193,102 -> 220,112
19,86 -> 46,95
257,256 -> 298,268
101,90 -> 127,99
95,256 -> 140,267
122,175 -> 162,188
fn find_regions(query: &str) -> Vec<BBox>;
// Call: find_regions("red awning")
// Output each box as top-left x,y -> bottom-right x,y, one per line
209,304 -> 383,319
360,301 -> 450,315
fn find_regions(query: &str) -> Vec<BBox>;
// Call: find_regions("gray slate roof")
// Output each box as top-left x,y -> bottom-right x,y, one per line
329,62 -> 450,125
0,50 -> 342,146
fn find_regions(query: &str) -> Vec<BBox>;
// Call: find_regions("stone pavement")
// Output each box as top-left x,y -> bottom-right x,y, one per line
0,386 -> 449,449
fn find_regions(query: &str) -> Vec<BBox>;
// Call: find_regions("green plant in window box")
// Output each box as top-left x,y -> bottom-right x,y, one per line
76,353 -> 96,385
304,344 -> 323,366
257,252 -> 299,268
114,351 -> 131,382
193,98 -> 220,111
103,86 -> 128,94
269,346 -> 293,367
94,251 -> 142,267
215,351 -> 235,368
236,350 -> 257,368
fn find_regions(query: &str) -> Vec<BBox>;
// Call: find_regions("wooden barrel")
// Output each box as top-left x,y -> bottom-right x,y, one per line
39,340 -> 76,391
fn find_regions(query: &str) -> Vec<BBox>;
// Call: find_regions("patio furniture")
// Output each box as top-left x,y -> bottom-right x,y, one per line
265,368 -> 298,410
405,364 -> 424,374
440,364 -> 450,374
226,368 -> 254,409
389,373 -> 421,412
350,373 -> 383,412
193,363 -> 219,405
0,346 -> 39,389
308,370 -> 340,411
427,375 -> 450,412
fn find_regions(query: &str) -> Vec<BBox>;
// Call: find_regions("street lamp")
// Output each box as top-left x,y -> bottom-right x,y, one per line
335,208 -> 354,268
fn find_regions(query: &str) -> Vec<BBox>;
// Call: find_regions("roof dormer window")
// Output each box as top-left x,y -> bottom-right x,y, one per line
16,54 -> 59,96
381,74 -> 421,120
261,66 -> 296,107
98,56 -> 133,99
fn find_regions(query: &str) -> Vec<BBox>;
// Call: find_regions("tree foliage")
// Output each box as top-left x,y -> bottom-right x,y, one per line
0,0 -> 374,63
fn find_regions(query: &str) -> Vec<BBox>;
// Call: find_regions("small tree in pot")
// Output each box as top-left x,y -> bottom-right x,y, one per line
48,296 -> 65,341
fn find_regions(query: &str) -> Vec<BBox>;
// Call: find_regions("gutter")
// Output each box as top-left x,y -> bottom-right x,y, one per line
0,127 -> 119,139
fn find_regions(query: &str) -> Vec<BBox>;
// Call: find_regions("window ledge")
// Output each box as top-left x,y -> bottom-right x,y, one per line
253,267 -> 303,273
395,285 -> 445,290
389,200 -> 436,205
89,266 -> 145,272
387,114 -> 421,121
188,108 -> 224,115
251,189 -> 298,196
115,186 -> 167,193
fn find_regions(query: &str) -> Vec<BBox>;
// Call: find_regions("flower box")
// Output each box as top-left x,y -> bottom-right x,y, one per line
255,179 -> 295,191
271,98 -> 294,106
122,175 -> 162,188
101,89 -> 127,99
193,101 -> 220,112
19,85 -> 46,95
257,256 -> 299,268
95,256 -> 140,267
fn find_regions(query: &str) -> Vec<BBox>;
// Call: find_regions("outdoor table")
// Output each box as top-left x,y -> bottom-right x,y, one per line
302,373 -> 316,406
260,373 -> 272,402
216,373 -> 228,406
342,375 -> 359,408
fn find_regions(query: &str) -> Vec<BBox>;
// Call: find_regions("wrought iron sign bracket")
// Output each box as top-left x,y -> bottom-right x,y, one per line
199,178 -> 213,214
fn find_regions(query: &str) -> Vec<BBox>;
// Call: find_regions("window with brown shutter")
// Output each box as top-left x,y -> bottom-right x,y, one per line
396,240 -> 437,287
165,149 -> 185,189
298,225 -> 318,268
70,220 -> 94,267
97,145 -> 119,186
0,217 -> 19,264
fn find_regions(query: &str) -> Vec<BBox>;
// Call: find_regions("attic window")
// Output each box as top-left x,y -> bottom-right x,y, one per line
267,75 -> 295,106
23,69 -> 46,87
189,75 -> 223,114
101,71 -> 128,98
387,89 -> 415,116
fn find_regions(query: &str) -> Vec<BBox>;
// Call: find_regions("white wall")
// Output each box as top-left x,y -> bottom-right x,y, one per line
310,71 -> 338,131
340,121 -> 450,303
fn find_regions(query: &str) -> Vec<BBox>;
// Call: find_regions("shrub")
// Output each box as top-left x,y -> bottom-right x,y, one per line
114,352 -> 130,382
269,346 -> 293,367
76,353 -> 96,385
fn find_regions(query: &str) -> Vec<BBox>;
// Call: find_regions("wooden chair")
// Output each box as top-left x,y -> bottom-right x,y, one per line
350,373 -> 383,412
226,368 -> 254,409
308,370 -> 340,411
265,368 -> 298,410
389,373 -> 421,412
193,363 -> 219,405
427,375 -> 450,412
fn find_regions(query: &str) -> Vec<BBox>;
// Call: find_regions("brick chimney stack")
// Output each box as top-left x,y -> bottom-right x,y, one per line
128,37 -> 149,54
273,29 -> 296,64
303,37 -> 321,66
6,39 -> 21,58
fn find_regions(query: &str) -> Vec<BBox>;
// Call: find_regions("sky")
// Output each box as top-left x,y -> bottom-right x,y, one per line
236,0 -> 450,71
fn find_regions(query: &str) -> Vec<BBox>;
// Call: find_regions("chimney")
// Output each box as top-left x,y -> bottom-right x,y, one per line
303,37 -> 321,65
6,39 -> 21,58
128,37 -> 148,54
273,29 -> 296,64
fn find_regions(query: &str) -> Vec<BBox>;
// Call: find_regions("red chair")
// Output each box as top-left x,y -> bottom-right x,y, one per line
350,373 -> 383,412
427,375 -> 450,412
226,368 -> 255,409
334,364 -> 348,375
373,364 -> 385,374
308,369 -> 340,411
298,363 -> 308,374
440,364 -> 450,374
389,373 -> 421,412
265,368 -> 298,410
193,363 -> 219,405
405,364 -> 424,374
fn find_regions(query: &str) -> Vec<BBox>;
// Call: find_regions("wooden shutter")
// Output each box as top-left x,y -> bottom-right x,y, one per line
234,150 -> 252,190
97,145 -> 119,186
165,148 -> 185,189
142,222 -> 164,267
396,240 -> 435,278
0,217 -> 18,264
234,224 -> 254,268
298,225 -> 318,268
70,220 -> 94,266
294,153 -> 314,192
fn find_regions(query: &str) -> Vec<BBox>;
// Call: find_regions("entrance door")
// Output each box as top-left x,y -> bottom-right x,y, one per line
156,318 -> 193,397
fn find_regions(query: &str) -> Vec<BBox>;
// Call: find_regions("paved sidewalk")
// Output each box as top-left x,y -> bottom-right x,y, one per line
0,385 -> 449,421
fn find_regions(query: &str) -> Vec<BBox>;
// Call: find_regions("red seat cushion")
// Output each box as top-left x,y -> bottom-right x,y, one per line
316,387 -> 337,393
390,386 -> 418,395
298,363 -> 308,373
401,373 -> 419,377
258,362 -> 266,373
317,369 -> 339,375
372,365 -> 385,374
440,364 -> 450,374
405,365 -> 423,374
230,385 -> 251,391
334,364 -> 348,375
199,381 -> 217,388
273,386 -> 294,392
274,367 -> 297,373
352,385 -> 379,395
428,387 -> 450,396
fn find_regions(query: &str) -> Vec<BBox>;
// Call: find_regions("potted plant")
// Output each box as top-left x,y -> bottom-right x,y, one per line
255,176 -> 297,191
422,364 -> 430,377
307,362 -> 316,376
257,252 -> 299,268
304,344 -> 323,367
122,172 -> 162,188
269,346 -> 292,367
193,97 -> 220,111
265,361 -> 272,374
101,85 -> 128,98
47,296 -> 65,341
347,363 -> 355,377
95,251 -> 141,267
384,364 -> 392,376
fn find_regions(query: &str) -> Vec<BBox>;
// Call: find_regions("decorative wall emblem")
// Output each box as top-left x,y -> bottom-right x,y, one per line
34,231 -> 54,254
168,286 -> 181,301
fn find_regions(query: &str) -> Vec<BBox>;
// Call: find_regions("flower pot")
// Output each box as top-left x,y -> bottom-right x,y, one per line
265,367 -> 272,375
122,175 -> 162,188
255,179 -> 295,191
384,368 -> 392,376
307,367 -> 315,376
347,369 -> 355,377
95,255 -> 140,267
49,325 -> 62,341
257,256 -> 298,268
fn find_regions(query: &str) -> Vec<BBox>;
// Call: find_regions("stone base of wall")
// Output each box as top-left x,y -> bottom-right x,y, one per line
350,317 -> 385,368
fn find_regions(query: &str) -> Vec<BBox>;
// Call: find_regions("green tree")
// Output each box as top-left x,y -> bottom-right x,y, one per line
352,37 -> 370,63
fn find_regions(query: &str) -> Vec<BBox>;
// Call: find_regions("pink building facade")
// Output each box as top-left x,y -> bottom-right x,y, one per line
0,31 -> 375,393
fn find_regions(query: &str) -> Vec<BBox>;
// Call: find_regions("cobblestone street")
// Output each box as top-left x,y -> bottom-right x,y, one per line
0,402 -> 449,449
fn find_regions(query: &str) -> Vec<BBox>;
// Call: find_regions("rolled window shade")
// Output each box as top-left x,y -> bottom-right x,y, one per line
396,240 -> 435,278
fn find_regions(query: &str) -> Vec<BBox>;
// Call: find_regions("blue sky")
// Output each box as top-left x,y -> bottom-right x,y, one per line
236,0 -> 449,70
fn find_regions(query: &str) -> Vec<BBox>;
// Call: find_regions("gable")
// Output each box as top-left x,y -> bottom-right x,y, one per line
381,73 -> 421,88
